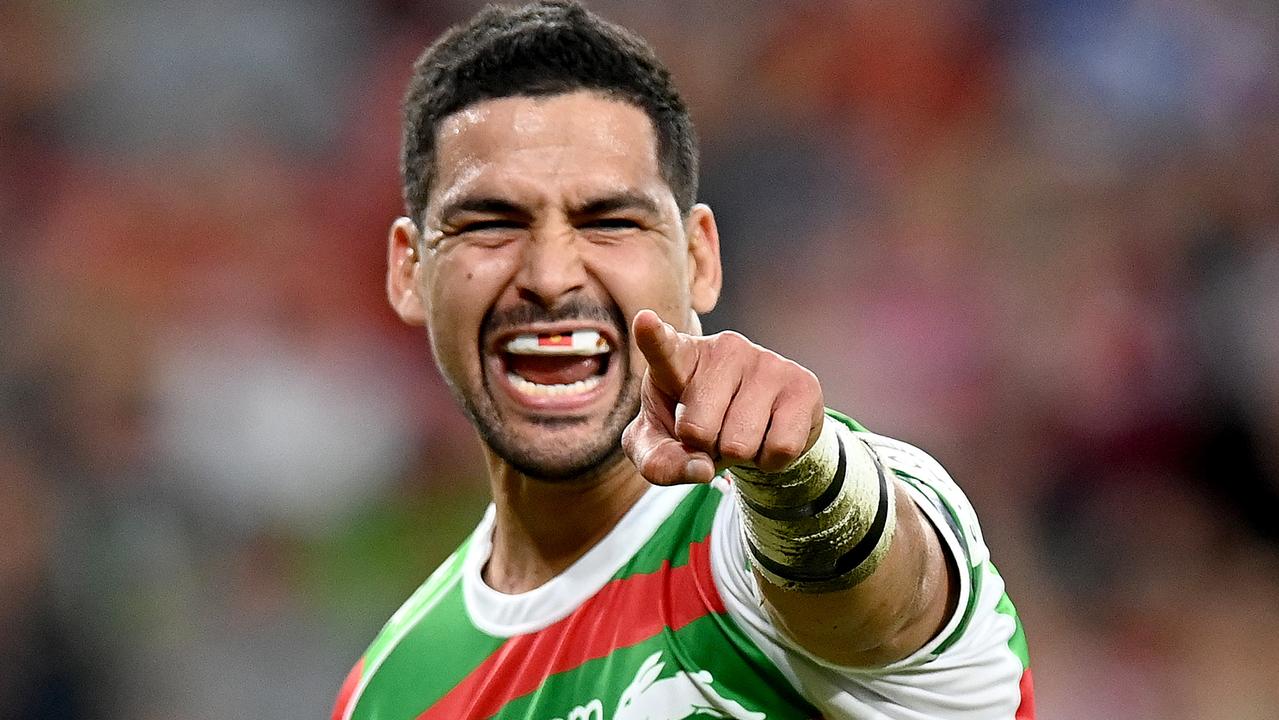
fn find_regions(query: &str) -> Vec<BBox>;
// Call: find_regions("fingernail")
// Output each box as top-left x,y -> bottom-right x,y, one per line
685,458 -> 713,483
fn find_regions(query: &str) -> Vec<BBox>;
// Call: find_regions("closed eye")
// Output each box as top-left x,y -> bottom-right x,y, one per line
459,219 -> 523,233
581,218 -> 641,230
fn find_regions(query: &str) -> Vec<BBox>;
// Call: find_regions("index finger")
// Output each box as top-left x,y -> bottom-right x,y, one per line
632,309 -> 699,398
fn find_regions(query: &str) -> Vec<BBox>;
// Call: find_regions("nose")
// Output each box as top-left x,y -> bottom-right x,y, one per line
514,223 -> 588,308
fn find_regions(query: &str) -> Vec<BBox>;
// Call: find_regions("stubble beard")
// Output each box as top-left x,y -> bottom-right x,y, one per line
448,299 -> 641,482
472,366 -> 640,482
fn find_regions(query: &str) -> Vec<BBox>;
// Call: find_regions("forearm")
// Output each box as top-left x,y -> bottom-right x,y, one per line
732,418 -> 957,666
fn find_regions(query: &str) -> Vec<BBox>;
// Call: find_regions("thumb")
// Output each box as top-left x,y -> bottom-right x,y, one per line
632,309 -> 699,399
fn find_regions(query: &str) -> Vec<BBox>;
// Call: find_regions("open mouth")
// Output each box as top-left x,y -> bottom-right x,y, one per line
495,328 -> 616,404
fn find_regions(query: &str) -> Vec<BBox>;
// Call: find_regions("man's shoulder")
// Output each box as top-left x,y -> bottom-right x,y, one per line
358,535 -> 481,682
375,537 -> 472,648
334,530 -> 500,720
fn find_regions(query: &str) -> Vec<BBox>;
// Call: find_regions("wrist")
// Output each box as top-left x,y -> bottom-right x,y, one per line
730,417 -> 842,513
732,417 -> 896,593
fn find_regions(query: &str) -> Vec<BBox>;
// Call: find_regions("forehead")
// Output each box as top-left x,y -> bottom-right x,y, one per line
429,91 -> 667,213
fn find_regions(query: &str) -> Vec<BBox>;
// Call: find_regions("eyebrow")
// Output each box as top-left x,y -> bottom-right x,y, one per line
571,193 -> 661,218
438,197 -> 532,225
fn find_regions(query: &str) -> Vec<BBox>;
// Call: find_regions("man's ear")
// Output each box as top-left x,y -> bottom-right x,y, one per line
686,203 -> 723,315
387,217 -> 428,326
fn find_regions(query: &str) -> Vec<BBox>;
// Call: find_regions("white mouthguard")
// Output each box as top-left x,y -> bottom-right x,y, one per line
504,329 -> 611,356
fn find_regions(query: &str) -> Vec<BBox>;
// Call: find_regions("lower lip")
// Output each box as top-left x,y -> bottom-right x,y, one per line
489,355 -> 615,412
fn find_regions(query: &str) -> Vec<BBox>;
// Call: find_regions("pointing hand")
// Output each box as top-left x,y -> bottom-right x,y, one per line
622,310 -> 825,486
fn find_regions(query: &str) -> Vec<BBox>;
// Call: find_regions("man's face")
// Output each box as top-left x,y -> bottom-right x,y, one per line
390,91 -> 720,480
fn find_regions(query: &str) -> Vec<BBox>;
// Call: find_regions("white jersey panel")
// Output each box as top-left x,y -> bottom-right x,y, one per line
709,426 -> 1024,720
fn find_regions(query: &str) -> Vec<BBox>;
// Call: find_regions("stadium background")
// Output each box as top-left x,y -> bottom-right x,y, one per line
3,0 -> 1278,718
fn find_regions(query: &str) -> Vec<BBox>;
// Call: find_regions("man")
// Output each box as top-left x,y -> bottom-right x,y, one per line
333,2 -> 1032,718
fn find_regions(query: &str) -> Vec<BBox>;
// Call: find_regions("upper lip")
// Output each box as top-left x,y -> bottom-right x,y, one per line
486,321 -> 621,355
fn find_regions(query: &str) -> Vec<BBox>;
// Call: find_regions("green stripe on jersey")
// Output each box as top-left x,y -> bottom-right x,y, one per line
617,483 -> 722,578
353,583 -> 504,719
492,613 -> 818,719
825,407 -> 869,433
362,539 -> 470,670
990,567 -> 1030,670
351,540 -> 509,720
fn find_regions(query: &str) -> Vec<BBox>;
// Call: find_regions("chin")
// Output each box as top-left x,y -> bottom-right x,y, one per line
490,423 -> 627,482
474,384 -> 640,482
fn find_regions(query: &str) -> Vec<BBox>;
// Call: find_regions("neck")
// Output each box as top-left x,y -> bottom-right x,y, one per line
482,450 -> 651,595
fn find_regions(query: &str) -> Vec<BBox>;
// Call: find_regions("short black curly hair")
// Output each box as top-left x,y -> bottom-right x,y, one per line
400,0 -> 698,225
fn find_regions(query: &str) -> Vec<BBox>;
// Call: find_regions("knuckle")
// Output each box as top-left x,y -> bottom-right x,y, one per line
676,418 -> 716,447
770,436 -> 807,462
785,363 -> 822,396
714,330 -> 750,354
719,438 -> 754,461
758,350 -> 794,380
800,366 -> 821,392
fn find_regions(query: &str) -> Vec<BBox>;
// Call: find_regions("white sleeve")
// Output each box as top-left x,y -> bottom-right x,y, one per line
709,426 -> 1026,720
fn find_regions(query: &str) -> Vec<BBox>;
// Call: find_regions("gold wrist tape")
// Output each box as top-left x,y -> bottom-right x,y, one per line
732,419 -> 896,593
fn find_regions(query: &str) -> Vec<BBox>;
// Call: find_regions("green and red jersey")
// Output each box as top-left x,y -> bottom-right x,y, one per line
333,415 -> 1033,719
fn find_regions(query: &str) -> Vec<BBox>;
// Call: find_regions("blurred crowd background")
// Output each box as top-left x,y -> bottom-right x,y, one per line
3,0 -> 1277,718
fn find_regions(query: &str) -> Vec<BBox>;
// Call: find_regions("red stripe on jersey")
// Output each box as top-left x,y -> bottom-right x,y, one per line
331,658 -> 363,720
1015,668 -> 1036,719
419,536 -> 724,720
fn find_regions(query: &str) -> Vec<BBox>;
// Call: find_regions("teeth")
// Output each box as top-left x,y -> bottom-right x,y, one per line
506,373 -> 604,397
505,329 -> 610,356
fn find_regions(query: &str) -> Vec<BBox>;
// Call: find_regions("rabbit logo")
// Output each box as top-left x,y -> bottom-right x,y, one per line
612,651 -> 766,720
549,651 -> 766,720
